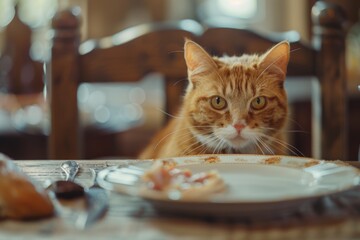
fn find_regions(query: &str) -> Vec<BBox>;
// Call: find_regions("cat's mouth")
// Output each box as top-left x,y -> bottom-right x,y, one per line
225,135 -> 251,149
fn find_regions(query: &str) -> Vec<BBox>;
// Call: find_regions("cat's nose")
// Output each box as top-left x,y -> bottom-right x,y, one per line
233,123 -> 245,134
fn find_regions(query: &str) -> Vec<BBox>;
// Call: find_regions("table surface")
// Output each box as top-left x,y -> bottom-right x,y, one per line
2,159 -> 360,240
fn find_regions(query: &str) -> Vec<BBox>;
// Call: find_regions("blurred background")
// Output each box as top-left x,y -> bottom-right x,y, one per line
0,0 -> 359,160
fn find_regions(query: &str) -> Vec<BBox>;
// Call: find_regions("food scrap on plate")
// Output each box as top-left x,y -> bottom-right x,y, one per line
141,160 -> 227,200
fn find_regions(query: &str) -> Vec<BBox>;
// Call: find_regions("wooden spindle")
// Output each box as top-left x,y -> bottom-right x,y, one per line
48,7 -> 82,159
312,1 -> 348,160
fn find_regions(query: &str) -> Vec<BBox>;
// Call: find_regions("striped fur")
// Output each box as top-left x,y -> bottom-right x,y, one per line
139,40 -> 290,159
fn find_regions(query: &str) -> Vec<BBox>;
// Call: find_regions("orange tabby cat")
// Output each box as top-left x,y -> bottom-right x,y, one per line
139,40 -> 290,159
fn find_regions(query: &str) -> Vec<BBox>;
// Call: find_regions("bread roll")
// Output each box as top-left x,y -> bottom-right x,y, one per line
0,154 -> 54,220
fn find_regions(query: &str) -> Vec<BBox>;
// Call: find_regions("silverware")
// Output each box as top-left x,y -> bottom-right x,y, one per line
61,160 -> 80,181
76,188 -> 109,229
76,168 -> 109,229
48,160 -> 85,199
46,162 -> 109,228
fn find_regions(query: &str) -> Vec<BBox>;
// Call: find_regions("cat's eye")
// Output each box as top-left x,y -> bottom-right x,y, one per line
251,96 -> 267,110
210,96 -> 227,110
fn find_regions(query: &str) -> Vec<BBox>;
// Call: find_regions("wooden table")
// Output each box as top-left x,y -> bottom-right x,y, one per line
1,159 -> 360,240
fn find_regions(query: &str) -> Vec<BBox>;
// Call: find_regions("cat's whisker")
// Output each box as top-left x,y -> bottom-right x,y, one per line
273,139 -> 304,156
250,135 -> 265,154
289,48 -> 301,54
176,133 -> 207,155
181,140 -> 202,156
256,137 -> 275,155
210,137 -> 220,155
169,130 -> 217,156
210,136 -> 227,153
257,132 -> 304,156
217,140 -> 227,154
284,115 -> 308,131
252,137 -> 266,155
151,127 -> 199,152
168,50 -> 184,54
206,137 -> 226,155
284,130 -> 309,134
156,108 -> 183,119
257,126 -> 307,155
200,144 -> 211,155
258,126 -> 309,138
212,138 -> 226,155
259,137 -> 288,155
251,133 -> 273,154
183,134 -> 220,156
153,125 -> 216,153
256,126 -> 276,135
267,139 -> 298,156
184,135 -> 216,155
172,77 -> 189,87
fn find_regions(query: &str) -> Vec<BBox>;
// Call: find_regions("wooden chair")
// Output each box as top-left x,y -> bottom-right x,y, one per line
48,1 -> 348,160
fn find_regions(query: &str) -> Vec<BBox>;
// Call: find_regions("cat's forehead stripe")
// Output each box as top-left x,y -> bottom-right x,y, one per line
216,64 -> 258,98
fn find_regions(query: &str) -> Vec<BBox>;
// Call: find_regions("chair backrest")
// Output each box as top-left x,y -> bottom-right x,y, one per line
48,1 -> 348,160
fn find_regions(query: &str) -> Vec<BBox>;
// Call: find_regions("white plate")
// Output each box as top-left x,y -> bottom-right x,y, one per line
97,155 -> 360,218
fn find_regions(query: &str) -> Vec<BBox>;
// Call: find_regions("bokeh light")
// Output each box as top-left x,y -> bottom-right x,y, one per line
18,0 -> 57,28
0,0 -> 15,29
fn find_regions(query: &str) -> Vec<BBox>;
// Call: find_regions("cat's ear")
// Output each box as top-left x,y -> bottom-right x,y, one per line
260,41 -> 290,79
184,39 -> 216,77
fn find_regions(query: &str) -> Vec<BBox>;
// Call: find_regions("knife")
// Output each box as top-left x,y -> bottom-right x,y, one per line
75,187 -> 109,229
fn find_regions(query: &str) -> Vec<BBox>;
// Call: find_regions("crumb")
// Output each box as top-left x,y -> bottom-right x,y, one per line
304,160 -> 320,168
204,156 -> 220,163
263,156 -> 281,165
161,159 -> 177,168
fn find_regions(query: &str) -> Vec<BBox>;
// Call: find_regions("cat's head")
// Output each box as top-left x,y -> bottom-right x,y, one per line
183,39 -> 290,154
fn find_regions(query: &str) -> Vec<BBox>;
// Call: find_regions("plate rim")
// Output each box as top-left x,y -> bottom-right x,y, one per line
97,154 -> 360,205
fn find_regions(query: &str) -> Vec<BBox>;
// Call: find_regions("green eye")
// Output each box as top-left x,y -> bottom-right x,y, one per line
251,96 -> 267,110
210,96 -> 227,110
